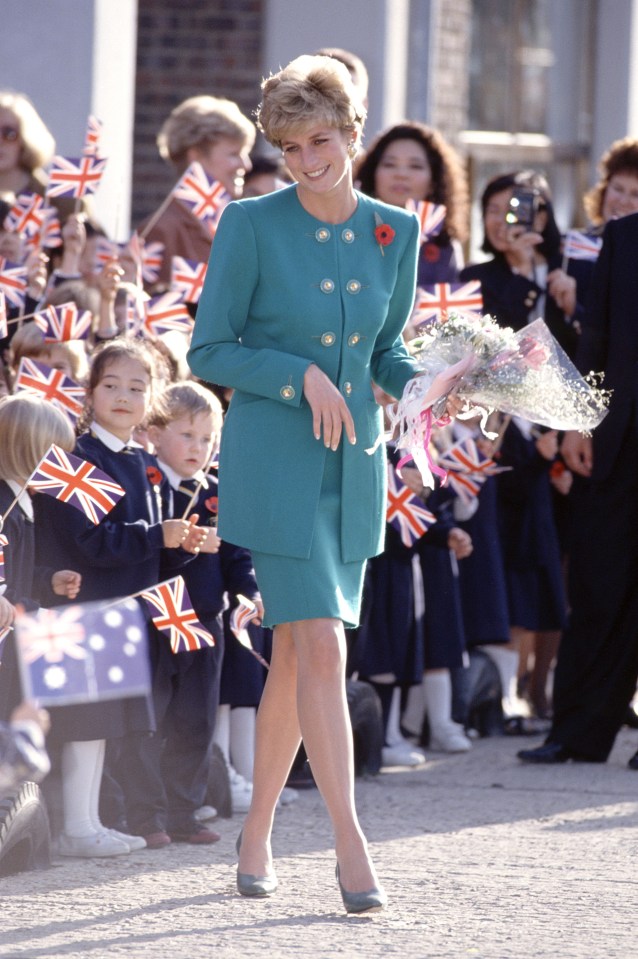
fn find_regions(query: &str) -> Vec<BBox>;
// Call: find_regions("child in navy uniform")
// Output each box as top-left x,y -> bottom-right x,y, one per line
0,396 -> 81,720
33,339 -> 208,857
118,380 -> 263,844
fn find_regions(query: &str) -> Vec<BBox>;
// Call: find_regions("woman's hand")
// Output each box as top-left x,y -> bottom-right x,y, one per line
561,431 -> 593,477
535,429 -> 559,461
547,268 -> 577,316
505,226 -> 543,277
303,363 -> 356,450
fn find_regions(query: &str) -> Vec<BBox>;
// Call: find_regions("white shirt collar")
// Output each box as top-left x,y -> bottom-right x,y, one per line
7,479 -> 33,521
90,421 -> 144,453
155,459 -> 208,491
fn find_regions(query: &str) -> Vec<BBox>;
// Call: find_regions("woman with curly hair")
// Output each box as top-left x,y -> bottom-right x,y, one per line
583,136 -> 638,227
356,120 -> 469,286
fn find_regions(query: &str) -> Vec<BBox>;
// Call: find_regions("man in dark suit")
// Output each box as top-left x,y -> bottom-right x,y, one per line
519,210 -> 638,766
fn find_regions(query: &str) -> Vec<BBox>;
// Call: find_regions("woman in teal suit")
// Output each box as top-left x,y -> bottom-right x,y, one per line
188,55 -> 423,913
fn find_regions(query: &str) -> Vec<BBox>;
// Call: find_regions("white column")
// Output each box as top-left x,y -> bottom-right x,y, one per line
0,0 -> 138,240
591,0 -> 638,175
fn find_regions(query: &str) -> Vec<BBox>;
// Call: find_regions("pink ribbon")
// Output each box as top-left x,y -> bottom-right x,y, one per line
396,407 -> 448,485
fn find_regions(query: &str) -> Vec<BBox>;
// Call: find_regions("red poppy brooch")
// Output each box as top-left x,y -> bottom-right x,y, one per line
374,212 -> 396,256
146,465 -> 163,486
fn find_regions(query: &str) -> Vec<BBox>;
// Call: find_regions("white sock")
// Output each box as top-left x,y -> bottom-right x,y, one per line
62,740 -> 105,838
385,687 -> 407,747
423,670 -> 457,737
402,681 -> 427,737
229,706 -> 255,782
481,645 -> 520,715
213,703 -> 230,763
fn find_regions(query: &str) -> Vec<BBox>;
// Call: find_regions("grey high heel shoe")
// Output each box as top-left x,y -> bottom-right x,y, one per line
235,831 -> 278,897
336,863 -> 388,914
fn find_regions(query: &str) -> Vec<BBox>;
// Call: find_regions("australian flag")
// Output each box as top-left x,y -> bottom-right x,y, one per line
14,599 -> 151,706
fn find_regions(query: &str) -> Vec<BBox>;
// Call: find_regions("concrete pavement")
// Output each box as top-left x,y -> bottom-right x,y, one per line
1,728 -> 637,959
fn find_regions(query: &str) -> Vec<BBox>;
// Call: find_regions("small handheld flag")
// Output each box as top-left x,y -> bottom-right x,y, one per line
15,358 -> 85,423
141,576 -> 215,653
386,465 -> 437,547
14,599 -> 150,706
29,445 -> 126,523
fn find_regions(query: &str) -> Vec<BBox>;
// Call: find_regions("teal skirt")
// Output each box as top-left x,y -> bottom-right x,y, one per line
250,445 -> 367,629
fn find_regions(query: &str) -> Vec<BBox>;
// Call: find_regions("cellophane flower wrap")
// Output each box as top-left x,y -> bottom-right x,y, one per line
386,312 -> 610,487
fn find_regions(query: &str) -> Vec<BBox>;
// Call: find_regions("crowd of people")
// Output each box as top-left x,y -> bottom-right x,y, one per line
1,46 -> 638,913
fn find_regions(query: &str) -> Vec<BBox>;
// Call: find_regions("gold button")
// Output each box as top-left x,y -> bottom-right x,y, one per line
280,385 -> 295,400
343,381 -> 352,395
315,228 -> 331,242
347,333 -> 360,346
529,290 -> 538,299
321,332 -> 336,347
320,279 -> 335,293
524,297 -> 534,307
346,279 -> 361,294
341,228 -> 355,243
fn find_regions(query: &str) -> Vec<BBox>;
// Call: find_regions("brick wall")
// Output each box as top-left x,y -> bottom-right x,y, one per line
132,0 -> 264,227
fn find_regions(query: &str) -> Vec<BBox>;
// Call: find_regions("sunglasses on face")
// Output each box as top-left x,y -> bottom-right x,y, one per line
0,126 -> 19,143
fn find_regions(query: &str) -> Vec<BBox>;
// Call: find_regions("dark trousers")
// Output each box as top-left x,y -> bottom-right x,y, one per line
550,423 -> 638,760
108,630 -> 222,834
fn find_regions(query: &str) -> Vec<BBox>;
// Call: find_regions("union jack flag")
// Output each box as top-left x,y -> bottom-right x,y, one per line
29,445 -> 126,524
143,291 -> 193,337
25,206 -> 63,252
0,534 -> 8,583
386,464 -> 436,547
406,199 -> 447,242
82,115 -> 103,157
230,595 -> 260,636
141,241 -> 164,284
33,302 -> 93,341
141,576 -> 215,653
124,291 -> 147,334
0,291 -> 6,339
229,595 -> 269,669
562,230 -> 603,262
47,155 -> 107,199
14,599 -> 150,706
413,281 -> 483,326
4,193 -> 45,236
173,162 -> 230,232
0,259 -> 27,309
15,358 -> 85,423
437,436 -> 509,505
93,236 -> 119,272
171,256 -> 207,303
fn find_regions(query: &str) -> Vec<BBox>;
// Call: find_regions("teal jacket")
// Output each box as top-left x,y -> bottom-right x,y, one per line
188,185 -> 419,562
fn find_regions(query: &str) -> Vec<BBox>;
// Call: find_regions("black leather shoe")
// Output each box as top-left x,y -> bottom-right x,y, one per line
517,741 -> 574,763
627,750 -> 638,770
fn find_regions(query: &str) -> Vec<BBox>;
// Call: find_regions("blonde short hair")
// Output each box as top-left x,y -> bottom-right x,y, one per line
0,393 -> 75,483
149,380 -> 223,435
0,91 -> 56,181
257,55 -> 366,149
157,95 -> 256,171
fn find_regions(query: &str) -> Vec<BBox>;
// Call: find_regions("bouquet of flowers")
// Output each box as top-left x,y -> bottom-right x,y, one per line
383,312 -> 610,488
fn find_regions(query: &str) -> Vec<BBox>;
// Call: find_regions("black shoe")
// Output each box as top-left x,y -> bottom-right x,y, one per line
517,741 -> 574,764
628,750 -> 638,770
